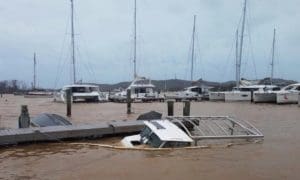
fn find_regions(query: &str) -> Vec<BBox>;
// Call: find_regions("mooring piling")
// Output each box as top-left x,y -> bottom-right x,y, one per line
183,100 -> 191,116
18,105 -> 30,128
127,89 -> 131,114
298,92 -> 300,107
250,90 -> 254,102
167,100 -> 174,116
66,88 -> 72,117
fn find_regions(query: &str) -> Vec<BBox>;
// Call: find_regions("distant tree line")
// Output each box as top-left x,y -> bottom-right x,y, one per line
0,80 -> 28,93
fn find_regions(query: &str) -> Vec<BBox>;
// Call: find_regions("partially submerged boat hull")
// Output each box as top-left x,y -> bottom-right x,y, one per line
209,92 -> 225,101
276,92 -> 299,104
225,91 -> 251,101
254,92 -> 277,103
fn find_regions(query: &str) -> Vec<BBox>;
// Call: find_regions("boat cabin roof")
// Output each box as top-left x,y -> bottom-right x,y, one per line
63,84 -> 99,88
144,120 -> 193,142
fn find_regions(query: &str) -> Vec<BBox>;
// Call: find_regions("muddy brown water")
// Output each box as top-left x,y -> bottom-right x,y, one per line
0,94 -> 300,180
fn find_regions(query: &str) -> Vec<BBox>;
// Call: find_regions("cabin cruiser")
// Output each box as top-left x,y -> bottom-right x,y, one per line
110,77 -> 162,102
121,117 -> 264,149
276,83 -> 300,104
253,85 -> 281,103
121,120 -> 193,148
54,84 -> 107,103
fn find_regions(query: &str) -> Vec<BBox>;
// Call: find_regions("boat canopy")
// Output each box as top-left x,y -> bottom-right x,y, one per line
144,120 -> 193,142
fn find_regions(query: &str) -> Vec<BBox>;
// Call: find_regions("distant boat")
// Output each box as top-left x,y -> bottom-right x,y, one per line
25,53 -> 53,98
55,0 -> 105,103
110,76 -> 161,102
55,84 -> 106,102
209,0 -> 258,102
165,15 -> 207,101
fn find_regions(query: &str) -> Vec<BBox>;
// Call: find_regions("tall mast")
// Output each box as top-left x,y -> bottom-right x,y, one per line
191,15 -> 196,82
33,52 -> 37,89
237,0 -> 247,88
133,0 -> 137,78
235,30 -> 239,88
70,0 -> 76,84
270,28 -> 276,85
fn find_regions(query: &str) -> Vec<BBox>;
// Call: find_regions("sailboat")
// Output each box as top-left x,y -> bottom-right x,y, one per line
54,0 -> 106,103
253,29 -> 281,103
110,0 -> 161,102
165,15 -> 204,101
25,53 -> 53,98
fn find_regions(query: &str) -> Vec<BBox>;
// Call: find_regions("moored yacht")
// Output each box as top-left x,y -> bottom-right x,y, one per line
54,84 -> 107,103
110,77 -> 162,102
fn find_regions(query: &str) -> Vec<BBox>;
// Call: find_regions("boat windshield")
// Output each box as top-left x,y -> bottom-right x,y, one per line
71,86 -> 99,93
148,133 -> 163,148
140,126 -> 152,139
163,141 -> 191,148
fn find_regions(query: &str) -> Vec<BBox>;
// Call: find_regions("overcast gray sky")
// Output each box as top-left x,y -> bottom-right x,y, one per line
0,0 -> 299,88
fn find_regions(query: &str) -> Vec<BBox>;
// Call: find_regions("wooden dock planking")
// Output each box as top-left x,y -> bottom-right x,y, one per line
0,120 -> 145,146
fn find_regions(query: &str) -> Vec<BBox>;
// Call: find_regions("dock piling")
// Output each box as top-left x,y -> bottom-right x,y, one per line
298,93 -> 300,107
127,89 -> 131,114
167,100 -> 174,116
183,100 -> 191,116
18,105 -> 30,128
66,88 -> 72,117
250,90 -> 254,102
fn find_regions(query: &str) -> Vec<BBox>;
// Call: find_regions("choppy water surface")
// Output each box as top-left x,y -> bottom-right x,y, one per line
1,95 -> 300,180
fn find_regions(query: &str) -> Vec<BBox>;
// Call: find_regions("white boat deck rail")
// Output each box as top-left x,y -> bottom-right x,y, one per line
166,116 -> 264,142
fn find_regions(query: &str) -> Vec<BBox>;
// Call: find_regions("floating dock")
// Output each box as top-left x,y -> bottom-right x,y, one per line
0,120 -> 144,146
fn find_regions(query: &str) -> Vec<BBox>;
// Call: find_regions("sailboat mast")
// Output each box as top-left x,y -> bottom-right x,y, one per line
33,52 -> 37,89
237,0 -> 247,88
133,0 -> 137,78
270,28 -> 276,85
191,15 -> 196,82
235,30 -> 239,88
70,0 -> 76,84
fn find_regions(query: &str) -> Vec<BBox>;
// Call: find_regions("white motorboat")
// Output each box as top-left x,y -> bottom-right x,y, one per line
121,120 -> 193,148
121,117 -> 264,149
54,84 -> 107,103
276,83 -> 300,104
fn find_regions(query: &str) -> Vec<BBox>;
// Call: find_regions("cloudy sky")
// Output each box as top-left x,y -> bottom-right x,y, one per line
0,0 -> 299,88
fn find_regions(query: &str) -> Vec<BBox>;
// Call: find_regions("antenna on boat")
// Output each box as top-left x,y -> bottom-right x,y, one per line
70,0 -> 76,84
191,15 -> 196,82
133,0 -> 137,79
270,28 -> 276,85
237,0 -> 247,88
33,52 -> 37,90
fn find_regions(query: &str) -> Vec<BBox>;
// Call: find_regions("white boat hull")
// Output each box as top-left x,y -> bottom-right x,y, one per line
209,92 -> 225,101
225,91 -> 251,101
254,92 -> 277,103
276,92 -> 299,104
